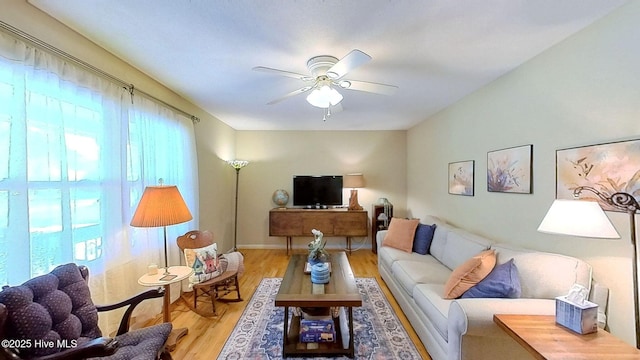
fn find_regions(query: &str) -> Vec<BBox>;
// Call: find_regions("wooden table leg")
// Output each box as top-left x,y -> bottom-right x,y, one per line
162,284 -> 189,351
282,306 -> 289,357
348,306 -> 354,357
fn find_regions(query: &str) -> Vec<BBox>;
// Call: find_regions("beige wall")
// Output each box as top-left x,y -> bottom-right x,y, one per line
1,1 -> 238,250
234,130 -> 406,251
407,2 -> 640,344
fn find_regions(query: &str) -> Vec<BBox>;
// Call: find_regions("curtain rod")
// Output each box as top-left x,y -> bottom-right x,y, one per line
0,21 -> 200,123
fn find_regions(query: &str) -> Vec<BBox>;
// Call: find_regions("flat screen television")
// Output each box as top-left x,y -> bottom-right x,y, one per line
293,175 -> 343,207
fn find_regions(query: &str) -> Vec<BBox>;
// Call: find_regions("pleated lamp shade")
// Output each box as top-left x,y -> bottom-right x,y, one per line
130,185 -> 193,227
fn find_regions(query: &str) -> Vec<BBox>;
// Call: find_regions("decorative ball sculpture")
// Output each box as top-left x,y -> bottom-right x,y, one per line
272,189 -> 289,207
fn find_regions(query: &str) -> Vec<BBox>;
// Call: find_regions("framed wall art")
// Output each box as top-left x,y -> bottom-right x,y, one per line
487,144 -> 533,194
448,160 -> 474,196
556,138 -> 640,212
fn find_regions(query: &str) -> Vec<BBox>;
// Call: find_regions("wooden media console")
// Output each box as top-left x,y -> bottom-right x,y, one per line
269,208 -> 368,254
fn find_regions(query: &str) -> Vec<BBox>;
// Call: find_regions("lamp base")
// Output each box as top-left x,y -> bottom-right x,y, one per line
348,189 -> 363,211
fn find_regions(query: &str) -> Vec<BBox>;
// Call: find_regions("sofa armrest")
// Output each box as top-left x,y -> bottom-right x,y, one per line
590,281 -> 609,329
449,298 -> 555,337
447,298 -> 555,360
376,230 -> 387,252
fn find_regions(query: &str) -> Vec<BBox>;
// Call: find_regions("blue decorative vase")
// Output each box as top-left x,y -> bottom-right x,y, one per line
310,263 -> 330,284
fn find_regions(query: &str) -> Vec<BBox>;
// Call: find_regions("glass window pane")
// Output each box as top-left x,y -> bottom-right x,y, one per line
65,132 -> 100,181
26,121 -> 63,181
70,188 -> 100,229
0,119 -> 8,181
0,190 -> 7,228
30,232 -> 63,277
28,189 -> 62,233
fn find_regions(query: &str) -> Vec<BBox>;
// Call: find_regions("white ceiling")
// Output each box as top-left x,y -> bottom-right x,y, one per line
30,0 -> 626,131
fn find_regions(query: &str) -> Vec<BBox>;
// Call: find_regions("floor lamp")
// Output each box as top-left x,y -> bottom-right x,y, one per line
131,183 -> 193,281
538,186 -> 639,348
228,160 -> 249,252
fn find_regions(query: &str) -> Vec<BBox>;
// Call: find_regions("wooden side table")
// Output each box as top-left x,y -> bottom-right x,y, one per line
138,265 -> 193,351
494,314 -> 640,359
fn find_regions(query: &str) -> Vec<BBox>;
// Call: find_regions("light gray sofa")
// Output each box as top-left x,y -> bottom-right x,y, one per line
377,216 -> 608,360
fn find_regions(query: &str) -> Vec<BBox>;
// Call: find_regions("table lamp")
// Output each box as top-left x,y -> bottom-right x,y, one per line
537,187 -> 639,348
131,182 -> 193,281
344,173 -> 365,211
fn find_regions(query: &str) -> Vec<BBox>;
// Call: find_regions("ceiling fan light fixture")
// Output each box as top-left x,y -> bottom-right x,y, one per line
306,85 -> 343,108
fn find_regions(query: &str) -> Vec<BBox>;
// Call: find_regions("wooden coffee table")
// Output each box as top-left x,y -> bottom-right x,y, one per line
275,252 -> 362,358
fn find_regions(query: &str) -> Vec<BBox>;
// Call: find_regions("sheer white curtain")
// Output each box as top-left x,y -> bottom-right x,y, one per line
0,31 -> 198,333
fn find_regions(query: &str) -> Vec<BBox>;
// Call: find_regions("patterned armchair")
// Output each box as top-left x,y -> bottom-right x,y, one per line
0,263 -> 172,360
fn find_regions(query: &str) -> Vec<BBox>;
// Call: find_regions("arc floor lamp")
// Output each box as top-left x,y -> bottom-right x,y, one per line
538,186 -> 639,348
228,160 -> 249,252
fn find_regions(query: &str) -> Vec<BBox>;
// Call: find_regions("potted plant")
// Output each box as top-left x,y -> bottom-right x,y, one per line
308,229 -> 329,265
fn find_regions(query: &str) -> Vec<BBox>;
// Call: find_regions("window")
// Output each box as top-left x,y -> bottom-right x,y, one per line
0,32 -> 197,286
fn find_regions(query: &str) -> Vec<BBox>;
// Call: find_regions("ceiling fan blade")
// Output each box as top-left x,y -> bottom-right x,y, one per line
266,86 -> 313,105
341,80 -> 398,96
326,49 -> 371,79
253,66 -> 314,81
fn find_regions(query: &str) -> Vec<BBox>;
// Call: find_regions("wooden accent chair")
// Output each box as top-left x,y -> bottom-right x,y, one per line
177,230 -> 242,316
0,263 -> 172,360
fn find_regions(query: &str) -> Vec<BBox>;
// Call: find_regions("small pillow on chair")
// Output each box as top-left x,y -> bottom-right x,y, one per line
184,243 -> 222,285
382,218 -> 420,253
443,249 -> 496,299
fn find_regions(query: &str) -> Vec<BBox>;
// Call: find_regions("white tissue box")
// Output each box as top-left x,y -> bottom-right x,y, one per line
555,296 -> 598,334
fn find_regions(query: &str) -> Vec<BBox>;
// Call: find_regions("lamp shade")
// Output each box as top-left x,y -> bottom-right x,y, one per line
227,160 -> 249,170
343,173 -> 365,188
537,199 -> 620,239
130,185 -> 193,227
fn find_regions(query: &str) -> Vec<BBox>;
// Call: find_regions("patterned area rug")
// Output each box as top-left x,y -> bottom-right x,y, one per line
217,277 -> 422,360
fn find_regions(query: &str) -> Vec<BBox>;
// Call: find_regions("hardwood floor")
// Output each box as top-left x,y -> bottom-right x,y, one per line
146,249 -> 431,359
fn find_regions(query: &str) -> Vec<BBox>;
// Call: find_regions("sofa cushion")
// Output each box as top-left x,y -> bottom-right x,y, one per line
492,243 -> 592,299
440,229 -> 492,271
443,249 -> 496,299
413,223 -> 437,255
461,258 -> 521,298
428,223 -> 452,263
391,259 -> 453,297
378,242 -> 427,273
382,218 -> 420,253
413,284 -> 451,341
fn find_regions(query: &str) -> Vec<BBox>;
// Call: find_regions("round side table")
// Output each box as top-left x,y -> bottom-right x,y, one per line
138,265 -> 193,351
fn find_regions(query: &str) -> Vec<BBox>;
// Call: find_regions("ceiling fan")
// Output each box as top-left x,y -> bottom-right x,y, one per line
253,49 -> 398,119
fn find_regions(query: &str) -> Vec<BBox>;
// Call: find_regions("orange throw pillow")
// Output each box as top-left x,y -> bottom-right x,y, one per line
443,249 -> 496,299
382,218 -> 420,253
